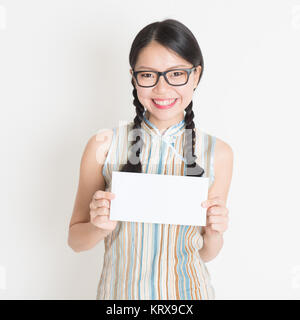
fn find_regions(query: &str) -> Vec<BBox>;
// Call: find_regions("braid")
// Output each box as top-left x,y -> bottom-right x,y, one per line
184,101 -> 205,177
120,87 -> 204,177
120,86 -> 145,173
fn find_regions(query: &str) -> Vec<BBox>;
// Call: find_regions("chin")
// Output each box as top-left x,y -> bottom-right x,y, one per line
149,108 -> 175,117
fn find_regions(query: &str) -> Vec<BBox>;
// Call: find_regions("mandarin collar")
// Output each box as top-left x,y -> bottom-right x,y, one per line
141,111 -> 185,138
140,111 -> 187,164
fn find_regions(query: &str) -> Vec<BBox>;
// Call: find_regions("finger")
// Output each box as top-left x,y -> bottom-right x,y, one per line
207,207 -> 229,216
96,220 -> 117,231
207,215 -> 228,224
94,199 -> 110,209
89,200 -> 105,210
93,215 -> 109,226
210,223 -> 227,233
95,207 -> 110,216
90,207 -> 109,219
201,197 -> 225,208
90,210 -> 99,220
90,201 -> 97,210
93,190 -> 116,201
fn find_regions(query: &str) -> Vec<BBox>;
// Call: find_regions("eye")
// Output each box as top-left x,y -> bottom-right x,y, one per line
170,71 -> 184,77
140,72 -> 155,78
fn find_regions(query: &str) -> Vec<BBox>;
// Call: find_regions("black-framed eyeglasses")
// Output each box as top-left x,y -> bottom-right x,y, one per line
132,67 -> 197,88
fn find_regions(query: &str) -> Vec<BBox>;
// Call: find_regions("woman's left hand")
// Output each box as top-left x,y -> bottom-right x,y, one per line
201,196 -> 229,237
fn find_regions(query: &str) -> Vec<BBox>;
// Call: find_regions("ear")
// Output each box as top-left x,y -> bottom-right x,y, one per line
130,68 -> 137,88
193,65 -> 202,89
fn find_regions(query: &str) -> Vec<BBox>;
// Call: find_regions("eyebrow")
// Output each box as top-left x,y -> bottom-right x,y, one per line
135,65 -> 190,71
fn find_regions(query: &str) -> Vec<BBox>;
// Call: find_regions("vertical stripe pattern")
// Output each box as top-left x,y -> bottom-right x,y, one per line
96,113 -> 216,300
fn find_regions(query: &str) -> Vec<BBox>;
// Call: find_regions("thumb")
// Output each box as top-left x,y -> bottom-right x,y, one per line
202,224 -> 214,236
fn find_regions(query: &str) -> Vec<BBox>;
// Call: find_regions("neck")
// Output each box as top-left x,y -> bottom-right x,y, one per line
145,110 -> 184,134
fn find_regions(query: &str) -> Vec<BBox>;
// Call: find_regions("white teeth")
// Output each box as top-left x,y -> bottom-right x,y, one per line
153,98 -> 176,106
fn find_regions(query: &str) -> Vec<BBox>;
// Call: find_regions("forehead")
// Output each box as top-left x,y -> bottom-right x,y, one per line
135,41 -> 191,70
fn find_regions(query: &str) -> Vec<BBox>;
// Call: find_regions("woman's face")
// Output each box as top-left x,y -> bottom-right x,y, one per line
130,41 -> 202,130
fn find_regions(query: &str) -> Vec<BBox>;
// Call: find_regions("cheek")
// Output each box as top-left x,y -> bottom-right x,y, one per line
177,88 -> 193,102
136,89 -> 152,102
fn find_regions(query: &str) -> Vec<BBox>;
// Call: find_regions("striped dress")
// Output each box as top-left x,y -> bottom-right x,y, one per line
96,111 -> 216,300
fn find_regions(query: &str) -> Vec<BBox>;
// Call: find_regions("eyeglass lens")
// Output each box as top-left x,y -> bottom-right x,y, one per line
136,70 -> 189,87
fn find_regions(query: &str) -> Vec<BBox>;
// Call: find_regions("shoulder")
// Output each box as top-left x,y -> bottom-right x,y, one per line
209,136 -> 234,203
68,128 -> 114,229
196,129 -> 233,175
83,129 -> 114,167
214,137 -> 234,164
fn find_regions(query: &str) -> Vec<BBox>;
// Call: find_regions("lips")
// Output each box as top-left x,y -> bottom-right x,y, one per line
152,98 -> 178,109
153,98 -> 176,101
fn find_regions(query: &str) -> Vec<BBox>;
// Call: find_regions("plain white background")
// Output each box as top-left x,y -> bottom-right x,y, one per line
0,0 -> 300,299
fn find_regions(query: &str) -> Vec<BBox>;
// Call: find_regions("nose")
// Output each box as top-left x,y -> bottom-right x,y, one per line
153,74 -> 170,92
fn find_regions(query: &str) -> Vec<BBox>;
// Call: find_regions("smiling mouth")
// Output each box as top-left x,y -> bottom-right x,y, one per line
152,98 -> 178,109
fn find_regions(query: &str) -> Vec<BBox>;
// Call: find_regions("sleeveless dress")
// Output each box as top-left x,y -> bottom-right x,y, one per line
96,112 -> 216,300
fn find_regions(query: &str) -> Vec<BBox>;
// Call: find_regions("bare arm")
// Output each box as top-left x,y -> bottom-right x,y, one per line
67,129 -> 113,252
199,232 -> 224,263
199,138 -> 234,262
68,222 -> 111,252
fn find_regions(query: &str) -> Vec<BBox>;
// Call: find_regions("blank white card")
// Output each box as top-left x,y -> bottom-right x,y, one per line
110,171 -> 208,226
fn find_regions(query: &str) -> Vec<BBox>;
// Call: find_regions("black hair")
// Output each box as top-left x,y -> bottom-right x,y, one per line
120,19 -> 205,177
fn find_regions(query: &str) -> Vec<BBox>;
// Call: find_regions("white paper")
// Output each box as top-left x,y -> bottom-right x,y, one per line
110,171 -> 208,226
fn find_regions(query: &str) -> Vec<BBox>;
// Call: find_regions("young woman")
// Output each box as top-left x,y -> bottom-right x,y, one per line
68,19 -> 233,300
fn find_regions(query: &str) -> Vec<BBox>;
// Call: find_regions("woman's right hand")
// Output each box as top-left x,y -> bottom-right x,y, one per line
89,190 -> 117,233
